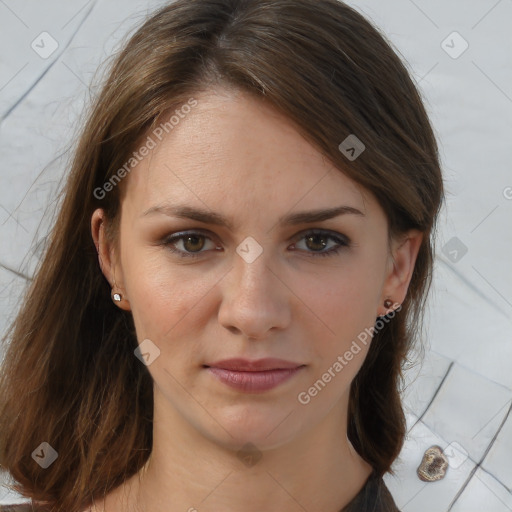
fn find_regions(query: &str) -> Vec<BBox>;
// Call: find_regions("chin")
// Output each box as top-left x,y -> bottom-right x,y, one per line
205,403 -> 305,451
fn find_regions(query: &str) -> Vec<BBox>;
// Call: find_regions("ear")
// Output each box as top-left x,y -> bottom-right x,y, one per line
91,208 -> 131,311
379,229 -> 423,316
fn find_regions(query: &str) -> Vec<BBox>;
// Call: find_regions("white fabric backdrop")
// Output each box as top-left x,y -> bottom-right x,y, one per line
0,0 -> 511,509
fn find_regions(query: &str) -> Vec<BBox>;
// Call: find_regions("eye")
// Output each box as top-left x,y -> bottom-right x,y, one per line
163,229 -> 350,259
163,231 -> 219,258
291,229 -> 350,257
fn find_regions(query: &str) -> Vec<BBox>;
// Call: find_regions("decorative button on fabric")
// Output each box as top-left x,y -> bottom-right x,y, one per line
417,445 -> 449,482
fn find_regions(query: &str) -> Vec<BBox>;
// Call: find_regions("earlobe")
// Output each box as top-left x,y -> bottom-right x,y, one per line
380,230 -> 423,315
110,287 -> 131,311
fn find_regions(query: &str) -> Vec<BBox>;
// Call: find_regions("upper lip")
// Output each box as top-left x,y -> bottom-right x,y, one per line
204,358 -> 304,371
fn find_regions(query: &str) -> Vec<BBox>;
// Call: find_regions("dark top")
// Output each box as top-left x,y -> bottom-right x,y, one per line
342,473 -> 401,511
0,474 -> 400,511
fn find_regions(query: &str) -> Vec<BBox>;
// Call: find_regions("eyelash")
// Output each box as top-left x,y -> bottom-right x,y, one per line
162,229 -> 350,259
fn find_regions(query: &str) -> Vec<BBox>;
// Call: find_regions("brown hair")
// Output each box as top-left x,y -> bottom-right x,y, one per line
0,0 -> 443,510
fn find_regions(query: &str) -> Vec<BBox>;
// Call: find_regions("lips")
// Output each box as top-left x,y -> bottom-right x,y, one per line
205,358 -> 303,371
204,358 -> 306,393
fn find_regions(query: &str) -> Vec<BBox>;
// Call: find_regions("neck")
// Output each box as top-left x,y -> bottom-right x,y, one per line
102,388 -> 373,512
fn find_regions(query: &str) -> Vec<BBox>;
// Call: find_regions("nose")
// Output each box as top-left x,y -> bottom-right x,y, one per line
217,246 -> 291,340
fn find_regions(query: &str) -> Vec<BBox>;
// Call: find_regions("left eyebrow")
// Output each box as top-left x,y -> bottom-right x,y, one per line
140,204 -> 365,230
282,205 -> 365,225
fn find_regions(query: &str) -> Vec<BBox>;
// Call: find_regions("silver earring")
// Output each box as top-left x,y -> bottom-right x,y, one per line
111,290 -> 122,303
384,298 -> 393,309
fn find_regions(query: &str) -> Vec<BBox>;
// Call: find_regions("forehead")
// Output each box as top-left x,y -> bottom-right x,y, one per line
122,88 -> 374,222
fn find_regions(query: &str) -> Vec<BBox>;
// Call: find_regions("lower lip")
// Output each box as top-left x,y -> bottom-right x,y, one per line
206,367 -> 304,393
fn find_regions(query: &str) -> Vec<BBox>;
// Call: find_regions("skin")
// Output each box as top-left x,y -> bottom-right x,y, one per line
90,86 -> 422,512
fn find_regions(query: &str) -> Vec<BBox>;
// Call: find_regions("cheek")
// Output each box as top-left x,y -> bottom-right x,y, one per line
119,242 -> 180,335
305,260 -> 382,337
299,254 -> 385,380
120,243 -> 222,347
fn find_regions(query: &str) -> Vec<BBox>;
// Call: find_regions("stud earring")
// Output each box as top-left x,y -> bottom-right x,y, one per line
384,298 -> 393,309
111,290 -> 122,303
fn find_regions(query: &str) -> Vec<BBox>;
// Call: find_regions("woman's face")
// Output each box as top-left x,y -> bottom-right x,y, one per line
94,87 -> 417,451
